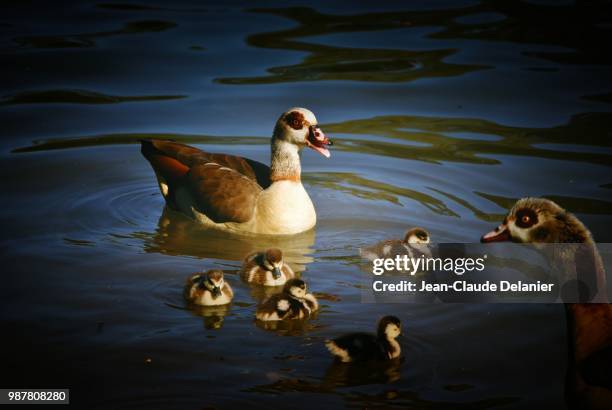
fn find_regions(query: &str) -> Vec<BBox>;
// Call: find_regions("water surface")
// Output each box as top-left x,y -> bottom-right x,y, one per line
1,1 -> 612,408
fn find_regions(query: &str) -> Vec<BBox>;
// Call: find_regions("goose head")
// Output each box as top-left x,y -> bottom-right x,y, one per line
378,315 -> 402,340
262,248 -> 284,279
285,278 -> 307,299
480,198 -> 591,244
201,269 -> 226,299
404,227 -> 430,245
273,107 -> 333,158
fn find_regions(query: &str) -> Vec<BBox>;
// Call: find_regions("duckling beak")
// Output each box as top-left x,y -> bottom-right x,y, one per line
272,267 -> 282,280
306,125 -> 332,158
212,286 -> 222,298
481,224 -> 511,243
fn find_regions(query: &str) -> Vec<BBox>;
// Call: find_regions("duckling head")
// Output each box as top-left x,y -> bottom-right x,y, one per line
273,108 -> 333,158
404,227 -> 430,244
201,269 -> 225,299
262,248 -> 284,280
378,315 -> 402,340
284,278 -> 307,299
481,197 -> 591,244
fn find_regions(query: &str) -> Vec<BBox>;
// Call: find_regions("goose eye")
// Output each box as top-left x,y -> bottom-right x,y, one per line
515,209 -> 537,228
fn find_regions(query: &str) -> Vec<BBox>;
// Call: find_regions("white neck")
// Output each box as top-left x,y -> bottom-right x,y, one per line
270,139 -> 301,182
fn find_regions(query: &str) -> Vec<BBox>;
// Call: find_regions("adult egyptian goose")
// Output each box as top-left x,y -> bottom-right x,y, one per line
481,197 -> 612,409
141,108 -> 332,235
241,248 -> 295,287
325,316 -> 402,363
255,279 -> 318,321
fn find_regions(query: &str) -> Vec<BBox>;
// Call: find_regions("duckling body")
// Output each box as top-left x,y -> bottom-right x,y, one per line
241,248 -> 295,287
325,316 -> 402,363
255,279 -> 318,321
185,269 -> 233,306
481,198 -> 611,409
360,227 -> 431,261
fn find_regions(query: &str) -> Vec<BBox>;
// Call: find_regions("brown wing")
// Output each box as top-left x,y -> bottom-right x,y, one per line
187,162 -> 262,223
141,139 -> 271,223
141,139 -> 271,188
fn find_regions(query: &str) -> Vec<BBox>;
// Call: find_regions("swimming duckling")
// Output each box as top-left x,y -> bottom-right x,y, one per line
241,248 -> 295,287
185,269 -> 233,306
325,316 -> 402,363
481,197 -> 611,409
255,278 -> 318,321
360,227 -> 431,262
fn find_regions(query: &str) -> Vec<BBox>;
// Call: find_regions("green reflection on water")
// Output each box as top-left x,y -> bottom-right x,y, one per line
325,112 -> 612,166
14,20 -> 177,49
216,7 -> 488,84
11,133 -> 264,153
305,172 -> 458,217
217,1 -> 612,85
1,89 -> 185,106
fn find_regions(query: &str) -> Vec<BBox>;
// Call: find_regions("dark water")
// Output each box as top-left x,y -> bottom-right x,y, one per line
1,1 -> 612,408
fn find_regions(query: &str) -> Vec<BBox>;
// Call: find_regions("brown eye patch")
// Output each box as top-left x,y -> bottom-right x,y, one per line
515,208 -> 538,228
284,111 -> 305,130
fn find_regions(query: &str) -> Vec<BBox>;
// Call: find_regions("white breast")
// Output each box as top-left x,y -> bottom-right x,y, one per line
253,181 -> 316,235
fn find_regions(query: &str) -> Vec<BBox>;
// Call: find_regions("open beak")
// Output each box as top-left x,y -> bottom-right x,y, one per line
480,224 -> 511,243
306,125 -> 333,158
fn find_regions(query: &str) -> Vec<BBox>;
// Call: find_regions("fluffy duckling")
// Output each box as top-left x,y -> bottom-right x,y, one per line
185,269 -> 233,306
481,197 -> 611,409
241,248 -> 295,287
359,227 -> 431,261
325,316 -> 402,363
255,279 -> 318,321
360,227 -> 431,262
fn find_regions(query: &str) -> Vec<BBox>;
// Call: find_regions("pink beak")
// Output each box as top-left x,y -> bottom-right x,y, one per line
306,126 -> 333,158
481,224 -> 511,243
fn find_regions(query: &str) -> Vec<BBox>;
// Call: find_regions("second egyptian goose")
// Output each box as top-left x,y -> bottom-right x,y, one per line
141,108 -> 332,235
481,197 -> 612,409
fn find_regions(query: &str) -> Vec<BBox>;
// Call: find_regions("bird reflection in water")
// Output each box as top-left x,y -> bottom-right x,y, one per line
254,316 -> 320,336
187,303 -> 232,330
323,358 -> 403,387
141,208 -> 316,271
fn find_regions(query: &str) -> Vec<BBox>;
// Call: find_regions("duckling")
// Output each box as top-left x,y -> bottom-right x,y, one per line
241,248 -> 295,286
185,269 -> 233,306
255,279 -> 318,321
325,316 -> 402,363
481,197 -> 612,409
360,227 -> 431,262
